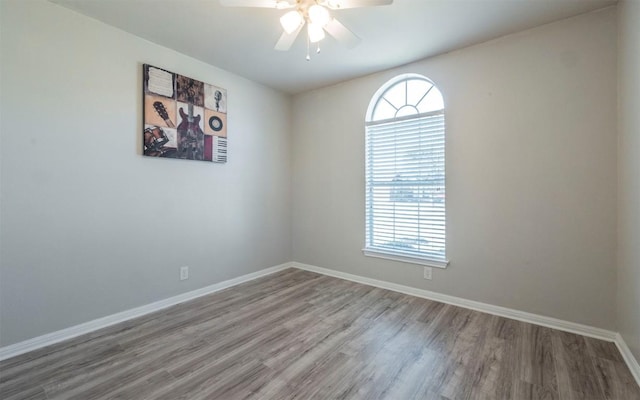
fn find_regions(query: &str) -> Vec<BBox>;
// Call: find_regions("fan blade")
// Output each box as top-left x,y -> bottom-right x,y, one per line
219,0 -> 293,8
324,0 -> 392,10
324,18 -> 361,48
275,24 -> 303,51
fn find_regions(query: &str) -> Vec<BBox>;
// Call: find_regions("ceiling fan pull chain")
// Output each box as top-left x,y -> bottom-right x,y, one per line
306,32 -> 311,61
317,42 -> 321,54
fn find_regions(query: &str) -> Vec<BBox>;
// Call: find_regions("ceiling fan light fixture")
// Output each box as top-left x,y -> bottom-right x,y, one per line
275,0 -> 291,9
326,0 -> 342,9
307,22 -> 325,43
280,10 -> 304,34
308,5 -> 330,27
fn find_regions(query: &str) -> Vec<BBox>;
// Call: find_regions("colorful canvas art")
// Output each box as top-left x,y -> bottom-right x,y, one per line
143,64 -> 227,162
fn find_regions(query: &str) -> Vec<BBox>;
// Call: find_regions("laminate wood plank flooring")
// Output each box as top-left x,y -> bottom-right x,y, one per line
1,269 -> 638,400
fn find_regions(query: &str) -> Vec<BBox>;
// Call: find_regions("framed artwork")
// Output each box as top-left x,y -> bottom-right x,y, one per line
143,64 -> 227,162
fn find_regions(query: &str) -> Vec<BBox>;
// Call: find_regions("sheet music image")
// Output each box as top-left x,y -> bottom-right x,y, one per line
145,66 -> 174,98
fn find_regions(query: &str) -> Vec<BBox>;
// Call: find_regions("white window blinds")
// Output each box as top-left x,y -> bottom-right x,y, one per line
365,111 -> 446,264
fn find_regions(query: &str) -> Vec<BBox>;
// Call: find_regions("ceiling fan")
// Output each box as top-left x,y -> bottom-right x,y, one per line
220,0 -> 393,60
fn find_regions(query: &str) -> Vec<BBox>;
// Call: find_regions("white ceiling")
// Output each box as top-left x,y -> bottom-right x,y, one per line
51,0 -> 616,94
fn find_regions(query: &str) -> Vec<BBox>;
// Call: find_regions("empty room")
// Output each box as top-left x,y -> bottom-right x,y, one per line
1,0 -> 639,399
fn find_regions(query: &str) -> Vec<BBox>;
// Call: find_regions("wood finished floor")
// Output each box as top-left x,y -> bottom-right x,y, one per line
1,269 -> 638,400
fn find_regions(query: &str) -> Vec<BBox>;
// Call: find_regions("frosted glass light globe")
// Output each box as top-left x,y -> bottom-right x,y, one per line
307,23 -> 326,43
308,5 -> 330,27
280,10 -> 303,34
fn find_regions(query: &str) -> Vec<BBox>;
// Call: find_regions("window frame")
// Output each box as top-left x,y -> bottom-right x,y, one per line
363,74 -> 449,269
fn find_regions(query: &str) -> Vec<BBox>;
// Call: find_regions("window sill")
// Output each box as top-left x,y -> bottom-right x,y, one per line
362,248 -> 449,269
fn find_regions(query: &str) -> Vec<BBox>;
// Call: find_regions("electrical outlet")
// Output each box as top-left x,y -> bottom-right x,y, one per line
423,266 -> 432,280
180,266 -> 189,281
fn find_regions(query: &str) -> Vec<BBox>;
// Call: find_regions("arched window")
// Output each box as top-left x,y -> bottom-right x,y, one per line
364,74 -> 448,267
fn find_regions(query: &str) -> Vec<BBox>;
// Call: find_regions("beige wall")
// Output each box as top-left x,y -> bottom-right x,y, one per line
292,8 -> 618,329
0,0 -> 292,346
0,0 -> 629,349
617,0 -> 640,360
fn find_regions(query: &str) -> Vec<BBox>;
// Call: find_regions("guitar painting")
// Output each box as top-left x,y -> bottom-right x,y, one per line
153,101 -> 175,128
143,64 -> 228,163
177,103 -> 205,160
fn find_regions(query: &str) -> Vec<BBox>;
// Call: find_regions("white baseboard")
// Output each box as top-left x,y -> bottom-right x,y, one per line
292,262 -> 640,385
615,333 -> 640,387
0,262 -> 292,362
3,260 -> 638,389
292,262 -> 618,342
